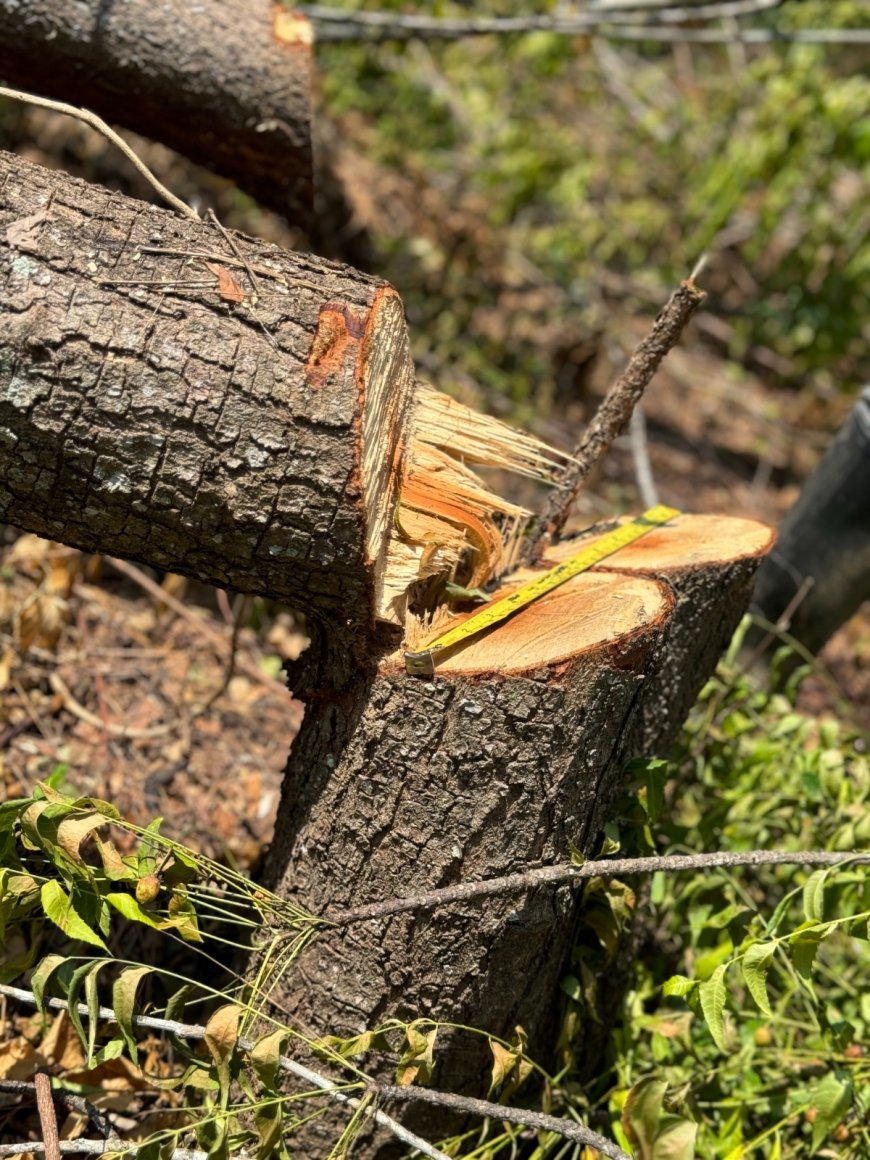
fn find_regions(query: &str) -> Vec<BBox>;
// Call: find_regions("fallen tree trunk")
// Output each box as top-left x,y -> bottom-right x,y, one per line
0,0 -> 313,227
0,150 -> 410,668
1,150 -> 774,1150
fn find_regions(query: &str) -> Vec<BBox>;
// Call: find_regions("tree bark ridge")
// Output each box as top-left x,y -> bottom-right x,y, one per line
0,150 -> 411,650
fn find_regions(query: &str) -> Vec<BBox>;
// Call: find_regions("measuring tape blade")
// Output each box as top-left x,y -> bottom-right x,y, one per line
404,504 -> 680,676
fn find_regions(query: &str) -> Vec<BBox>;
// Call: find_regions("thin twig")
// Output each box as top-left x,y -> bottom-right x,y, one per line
0,988 -> 448,1160
300,0 -> 784,41
603,25 -> 870,44
206,209 -> 262,303
34,1074 -> 61,1160
0,1146 -> 206,1159
105,557 -> 297,706
0,86 -> 197,221
629,404 -> 660,507
739,574 -> 816,674
527,279 -> 705,561
328,849 -> 868,926
373,1085 -> 631,1160
200,594 -> 250,713
49,672 -> 176,740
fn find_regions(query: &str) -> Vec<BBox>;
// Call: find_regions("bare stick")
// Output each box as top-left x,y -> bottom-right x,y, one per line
328,849 -> 867,926
527,279 -> 705,561
0,85 -> 197,221
629,404 -> 660,507
302,0 -> 784,41
34,1074 -> 61,1160
373,1085 -> 630,1160
106,557 -> 297,706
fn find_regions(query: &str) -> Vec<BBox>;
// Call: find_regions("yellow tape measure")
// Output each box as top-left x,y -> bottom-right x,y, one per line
404,504 -> 680,676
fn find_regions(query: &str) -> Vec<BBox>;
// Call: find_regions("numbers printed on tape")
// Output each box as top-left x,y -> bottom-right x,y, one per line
404,505 -> 680,676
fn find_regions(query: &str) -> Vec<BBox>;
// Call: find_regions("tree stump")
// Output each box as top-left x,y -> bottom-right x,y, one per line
264,516 -> 772,1141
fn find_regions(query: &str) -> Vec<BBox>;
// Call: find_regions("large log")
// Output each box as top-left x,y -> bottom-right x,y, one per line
747,386 -> 870,663
0,150 -> 411,650
0,149 -> 568,670
0,0 -> 313,226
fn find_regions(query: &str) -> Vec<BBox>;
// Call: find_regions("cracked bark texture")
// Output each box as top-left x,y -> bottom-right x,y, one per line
0,0 -> 313,227
263,523 -> 772,1152
0,151 -> 413,659
264,572 -> 674,1151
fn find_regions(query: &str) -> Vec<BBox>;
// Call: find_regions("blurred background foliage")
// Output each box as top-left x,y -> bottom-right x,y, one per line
315,0 -> 868,420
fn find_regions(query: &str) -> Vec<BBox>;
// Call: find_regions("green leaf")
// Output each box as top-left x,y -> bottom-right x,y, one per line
808,1069 -> 853,1151
250,1029 -> 288,1092
165,983 -> 192,1024
802,868 -> 828,923
40,880 -> 107,949
64,960 -> 109,1056
741,941 -> 776,1017
652,1116 -> 698,1160
396,1021 -> 437,1087
789,927 -> 825,995
0,797 -> 32,832
203,1004 -> 242,1110
30,954 -> 68,1013
639,758 -> 669,822
83,958 -> 112,1063
92,1035 -> 126,1066
105,891 -> 166,929
113,966 -> 153,1065
622,1077 -> 669,1159
197,1111 -> 230,1160
254,1100 -> 288,1160
698,963 -> 729,1050
662,975 -> 697,999
136,818 -> 165,878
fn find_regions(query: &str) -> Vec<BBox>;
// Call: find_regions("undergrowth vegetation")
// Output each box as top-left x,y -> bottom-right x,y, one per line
317,0 -> 869,412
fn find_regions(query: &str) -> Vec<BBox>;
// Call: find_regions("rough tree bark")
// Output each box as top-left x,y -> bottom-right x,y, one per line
0,0 -> 313,227
1,151 -> 774,1149
0,149 -> 411,681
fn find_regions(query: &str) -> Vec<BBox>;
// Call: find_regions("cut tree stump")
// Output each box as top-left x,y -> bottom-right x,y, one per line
263,514 -> 772,1150
1,149 -> 773,1151
0,0 -> 313,227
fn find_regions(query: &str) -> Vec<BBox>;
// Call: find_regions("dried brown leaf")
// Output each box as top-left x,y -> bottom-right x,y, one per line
204,261 -> 245,304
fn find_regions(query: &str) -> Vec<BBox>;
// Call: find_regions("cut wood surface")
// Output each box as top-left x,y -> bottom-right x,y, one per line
264,514 -> 771,1148
0,0 -> 313,226
547,513 -> 776,751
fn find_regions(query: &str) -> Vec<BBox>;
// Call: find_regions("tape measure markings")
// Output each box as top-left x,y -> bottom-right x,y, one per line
403,504 -> 680,676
